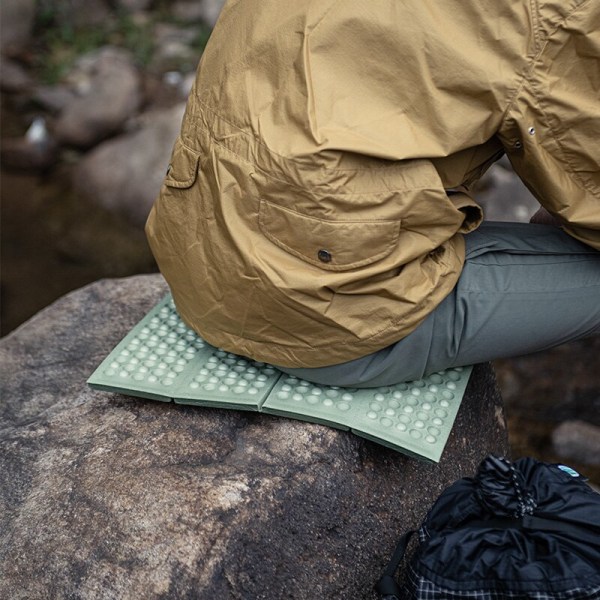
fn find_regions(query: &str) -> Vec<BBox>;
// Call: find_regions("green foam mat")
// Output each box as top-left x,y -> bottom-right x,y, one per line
88,294 -> 472,462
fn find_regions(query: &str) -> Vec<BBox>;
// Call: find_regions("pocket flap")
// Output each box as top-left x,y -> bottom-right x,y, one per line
164,139 -> 201,189
259,200 -> 401,271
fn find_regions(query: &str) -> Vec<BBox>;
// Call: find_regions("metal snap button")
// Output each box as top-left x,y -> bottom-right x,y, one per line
318,249 -> 332,263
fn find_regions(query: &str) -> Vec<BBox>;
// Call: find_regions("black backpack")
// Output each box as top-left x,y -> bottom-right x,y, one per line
376,456 -> 600,599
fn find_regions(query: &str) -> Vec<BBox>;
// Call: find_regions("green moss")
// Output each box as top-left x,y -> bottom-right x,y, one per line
110,11 -> 155,67
36,26 -> 110,84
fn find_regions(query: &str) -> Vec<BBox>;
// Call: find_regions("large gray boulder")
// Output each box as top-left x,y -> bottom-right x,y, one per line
0,274 -> 508,599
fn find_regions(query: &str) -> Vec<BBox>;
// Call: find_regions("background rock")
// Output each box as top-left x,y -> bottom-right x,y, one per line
31,85 -> 76,114
53,47 -> 142,148
0,135 -> 58,171
0,57 -> 34,93
552,420 -> 600,467
493,335 -> 600,484
73,103 -> 186,227
151,23 -> 200,73
0,0 -> 36,54
475,156 -> 540,222
0,275 -> 507,600
39,0 -> 112,29
0,117 -> 58,171
173,0 -> 226,27
116,0 -> 154,11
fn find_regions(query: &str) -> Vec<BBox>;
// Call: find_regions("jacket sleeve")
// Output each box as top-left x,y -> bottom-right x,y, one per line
497,0 -> 600,250
446,189 -> 483,234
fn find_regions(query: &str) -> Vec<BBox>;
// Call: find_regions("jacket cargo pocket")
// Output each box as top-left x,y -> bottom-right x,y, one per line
164,138 -> 201,189
259,200 -> 401,272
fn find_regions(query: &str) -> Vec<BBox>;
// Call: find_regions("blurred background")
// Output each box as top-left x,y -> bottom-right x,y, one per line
1,0 -> 598,481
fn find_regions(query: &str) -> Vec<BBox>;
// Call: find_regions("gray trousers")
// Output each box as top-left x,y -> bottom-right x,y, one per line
280,222 -> 600,387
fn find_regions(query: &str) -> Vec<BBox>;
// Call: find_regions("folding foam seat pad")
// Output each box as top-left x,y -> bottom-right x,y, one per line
88,295 -> 472,462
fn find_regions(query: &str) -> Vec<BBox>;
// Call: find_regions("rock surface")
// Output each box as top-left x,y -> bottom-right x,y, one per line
53,47 -> 142,148
0,274 -> 507,599
73,103 -> 186,227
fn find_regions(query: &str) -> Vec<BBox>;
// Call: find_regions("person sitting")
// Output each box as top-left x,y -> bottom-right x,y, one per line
146,0 -> 600,387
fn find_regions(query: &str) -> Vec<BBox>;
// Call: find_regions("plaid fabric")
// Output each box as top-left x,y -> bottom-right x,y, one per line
404,565 -> 600,600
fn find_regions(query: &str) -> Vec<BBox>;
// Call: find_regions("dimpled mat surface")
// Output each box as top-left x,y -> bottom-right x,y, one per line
88,294 -> 472,461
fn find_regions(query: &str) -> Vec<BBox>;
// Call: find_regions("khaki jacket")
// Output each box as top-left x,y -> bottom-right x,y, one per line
146,0 -> 599,367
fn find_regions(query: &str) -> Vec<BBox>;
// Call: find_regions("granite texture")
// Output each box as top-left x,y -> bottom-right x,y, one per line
0,274 -> 508,599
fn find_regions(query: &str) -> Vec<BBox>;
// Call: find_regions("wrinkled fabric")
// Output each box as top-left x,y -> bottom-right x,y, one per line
475,454 -> 537,518
146,0 -> 600,368
412,457 -> 600,593
278,223 -> 600,386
